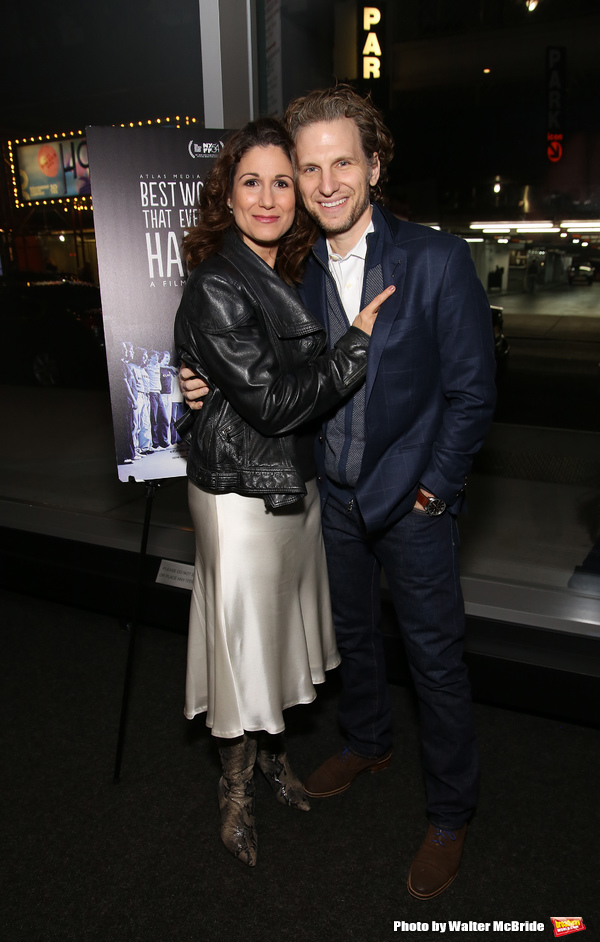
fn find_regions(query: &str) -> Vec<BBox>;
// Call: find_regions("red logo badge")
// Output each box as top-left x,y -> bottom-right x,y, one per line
551,918 -> 586,937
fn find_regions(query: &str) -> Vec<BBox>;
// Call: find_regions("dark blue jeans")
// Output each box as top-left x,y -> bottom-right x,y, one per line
321,484 -> 478,828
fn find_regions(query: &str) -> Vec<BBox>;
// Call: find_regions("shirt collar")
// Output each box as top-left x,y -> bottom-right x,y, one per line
326,214 -> 375,263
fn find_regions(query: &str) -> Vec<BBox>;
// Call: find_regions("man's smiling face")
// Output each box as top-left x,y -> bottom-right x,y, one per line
294,117 -> 380,245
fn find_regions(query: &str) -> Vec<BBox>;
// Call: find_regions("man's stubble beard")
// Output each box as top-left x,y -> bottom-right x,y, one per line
305,184 -> 372,237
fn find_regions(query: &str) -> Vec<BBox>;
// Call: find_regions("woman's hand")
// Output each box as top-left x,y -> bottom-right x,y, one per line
352,285 -> 395,336
179,364 -> 210,410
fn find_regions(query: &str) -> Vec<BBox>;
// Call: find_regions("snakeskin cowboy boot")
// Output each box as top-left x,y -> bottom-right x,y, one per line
256,733 -> 310,811
217,734 -> 258,867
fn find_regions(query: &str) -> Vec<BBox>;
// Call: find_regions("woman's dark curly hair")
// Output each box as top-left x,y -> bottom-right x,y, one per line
285,84 -> 394,204
182,117 -> 317,284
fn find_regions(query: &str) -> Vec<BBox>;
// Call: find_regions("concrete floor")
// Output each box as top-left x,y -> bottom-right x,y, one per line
498,281 -> 600,319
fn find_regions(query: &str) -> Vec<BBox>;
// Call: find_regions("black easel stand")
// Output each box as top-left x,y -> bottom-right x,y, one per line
113,479 -> 161,783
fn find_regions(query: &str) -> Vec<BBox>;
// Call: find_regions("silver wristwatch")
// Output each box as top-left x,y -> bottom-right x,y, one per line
415,488 -> 447,516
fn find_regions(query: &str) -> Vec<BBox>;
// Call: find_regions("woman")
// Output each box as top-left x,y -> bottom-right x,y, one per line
174,117 -> 394,867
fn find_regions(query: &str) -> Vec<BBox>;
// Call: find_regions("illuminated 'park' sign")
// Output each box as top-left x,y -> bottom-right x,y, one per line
547,46 -> 565,163
362,6 -> 382,79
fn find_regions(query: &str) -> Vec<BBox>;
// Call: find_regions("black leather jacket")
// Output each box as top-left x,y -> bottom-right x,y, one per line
174,230 -> 370,509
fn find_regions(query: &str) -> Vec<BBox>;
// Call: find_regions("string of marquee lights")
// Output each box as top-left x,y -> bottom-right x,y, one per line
7,116 -> 200,210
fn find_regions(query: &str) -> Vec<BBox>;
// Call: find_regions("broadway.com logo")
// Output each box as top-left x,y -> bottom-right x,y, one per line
551,917 -> 586,937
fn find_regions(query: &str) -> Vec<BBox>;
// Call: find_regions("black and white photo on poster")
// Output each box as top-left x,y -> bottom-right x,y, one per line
86,125 -> 229,483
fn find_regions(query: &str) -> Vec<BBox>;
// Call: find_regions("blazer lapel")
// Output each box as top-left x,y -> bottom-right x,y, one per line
365,244 -> 407,405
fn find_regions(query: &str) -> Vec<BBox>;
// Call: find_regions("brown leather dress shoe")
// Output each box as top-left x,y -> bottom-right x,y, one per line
303,747 -> 392,797
407,824 -> 467,899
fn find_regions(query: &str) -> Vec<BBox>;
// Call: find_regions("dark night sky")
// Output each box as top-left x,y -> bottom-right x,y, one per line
0,0 -> 205,136
1,0 -> 599,221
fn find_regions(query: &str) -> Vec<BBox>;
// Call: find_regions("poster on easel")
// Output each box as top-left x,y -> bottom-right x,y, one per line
87,125 -> 229,482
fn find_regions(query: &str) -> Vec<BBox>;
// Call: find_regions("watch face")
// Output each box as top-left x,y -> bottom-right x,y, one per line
425,498 -> 446,516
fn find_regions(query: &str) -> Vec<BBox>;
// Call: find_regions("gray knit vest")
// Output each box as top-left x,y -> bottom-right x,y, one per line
324,261 -> 384,486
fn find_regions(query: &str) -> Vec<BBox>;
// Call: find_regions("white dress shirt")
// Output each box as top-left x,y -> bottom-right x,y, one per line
327,219 -> 375,325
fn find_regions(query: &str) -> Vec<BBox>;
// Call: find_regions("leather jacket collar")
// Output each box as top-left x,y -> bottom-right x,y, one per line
220,229 -> 324,339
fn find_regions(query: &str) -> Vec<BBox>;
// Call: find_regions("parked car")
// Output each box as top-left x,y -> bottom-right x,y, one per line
567,263 -> 595,286
0,274 -> 107,387
490,303 -> 509,367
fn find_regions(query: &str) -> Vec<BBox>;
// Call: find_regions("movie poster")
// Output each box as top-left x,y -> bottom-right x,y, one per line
87,125 -> 228,482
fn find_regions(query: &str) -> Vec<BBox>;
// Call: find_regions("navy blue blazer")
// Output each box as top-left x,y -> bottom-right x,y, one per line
298,204 -> 497,532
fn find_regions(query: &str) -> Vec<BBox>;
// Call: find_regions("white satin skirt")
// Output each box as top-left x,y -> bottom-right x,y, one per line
185,478 -> 340,738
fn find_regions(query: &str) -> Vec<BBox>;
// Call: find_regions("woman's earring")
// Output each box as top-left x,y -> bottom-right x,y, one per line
227,203 -> 233,214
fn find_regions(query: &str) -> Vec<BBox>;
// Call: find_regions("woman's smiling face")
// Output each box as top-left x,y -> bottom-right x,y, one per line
228,144 -> 296,266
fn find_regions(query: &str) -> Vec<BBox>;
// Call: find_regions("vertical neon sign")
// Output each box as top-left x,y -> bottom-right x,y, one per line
362,6 -> 382,79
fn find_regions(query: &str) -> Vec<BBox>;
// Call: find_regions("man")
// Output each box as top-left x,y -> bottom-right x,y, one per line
118,341 -> 139,465
132,346 -> 154,455
147,349 -> 167,449
180,86 -> 497,898
159,350 -> 179,446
